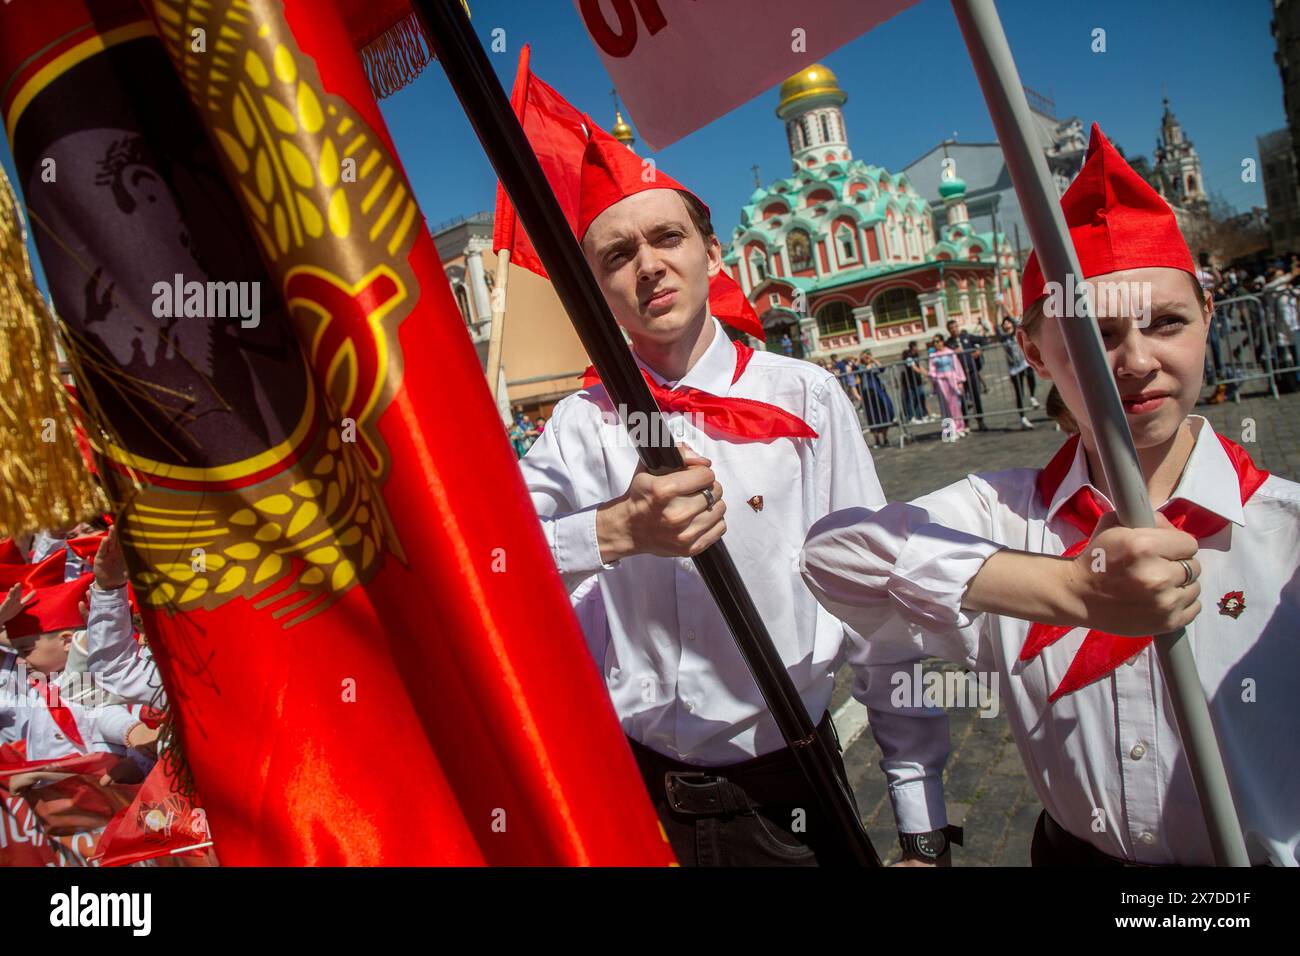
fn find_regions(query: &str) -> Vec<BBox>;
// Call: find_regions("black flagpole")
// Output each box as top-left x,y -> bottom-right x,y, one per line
413,0 -> 880,866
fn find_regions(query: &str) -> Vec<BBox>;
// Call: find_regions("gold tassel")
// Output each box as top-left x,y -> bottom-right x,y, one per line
358,2 -> 471,100
0,163 -> 108,535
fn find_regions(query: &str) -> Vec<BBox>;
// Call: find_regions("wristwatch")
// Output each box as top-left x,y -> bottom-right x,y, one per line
898,825 -> 963,862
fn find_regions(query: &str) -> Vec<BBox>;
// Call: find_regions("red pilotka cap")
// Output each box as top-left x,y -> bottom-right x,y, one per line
1021,123 -> 1197,309
3,574 -> 93,638
0,550 -> 67,590
575,118 -> 766,339
576,119 -> 698,239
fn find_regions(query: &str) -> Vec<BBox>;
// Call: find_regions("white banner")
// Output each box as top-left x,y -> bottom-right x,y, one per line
572,0 -> 919,150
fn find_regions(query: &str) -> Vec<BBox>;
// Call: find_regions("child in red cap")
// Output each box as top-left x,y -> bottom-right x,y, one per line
0,531 -> 159,776
801,125 -> 1299,866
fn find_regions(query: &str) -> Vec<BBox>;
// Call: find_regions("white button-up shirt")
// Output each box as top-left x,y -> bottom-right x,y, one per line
85,584 -> 162,707
801,416 -> 1300,865
6,680 -> 140,763
522,318 -> 951,831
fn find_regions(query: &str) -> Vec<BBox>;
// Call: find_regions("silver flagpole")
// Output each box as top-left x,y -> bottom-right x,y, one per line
950,0 -> 1250,866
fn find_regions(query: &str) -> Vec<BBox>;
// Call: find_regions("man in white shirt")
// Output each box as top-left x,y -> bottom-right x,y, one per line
519,127 -> 955,865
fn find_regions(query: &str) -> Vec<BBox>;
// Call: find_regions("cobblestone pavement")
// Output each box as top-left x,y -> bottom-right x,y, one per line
829,382 -> 1300,866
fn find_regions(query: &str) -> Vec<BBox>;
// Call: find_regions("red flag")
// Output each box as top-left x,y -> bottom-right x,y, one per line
0,743 -> 60,866
94,759 -> 216,867
492,44 -> 588,276
1,0 -> 670,865
493,46 -> 765,340
0,744 -> 135,867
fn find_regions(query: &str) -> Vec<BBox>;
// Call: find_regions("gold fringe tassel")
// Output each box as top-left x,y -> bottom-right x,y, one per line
358,2 -> 471,101
360,10 -> 434,100
0,163 -> 108,535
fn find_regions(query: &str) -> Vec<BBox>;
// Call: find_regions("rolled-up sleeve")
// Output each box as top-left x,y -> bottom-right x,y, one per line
800,480 -> 1005,652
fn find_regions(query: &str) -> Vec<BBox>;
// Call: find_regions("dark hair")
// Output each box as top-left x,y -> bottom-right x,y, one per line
675,190 -> 714,241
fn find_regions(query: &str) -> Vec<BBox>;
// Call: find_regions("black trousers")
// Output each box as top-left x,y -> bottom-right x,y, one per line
958,359 -> 985,423
1031,811 -> 1129,867
1031,810 -> 1270,868
628,713 -> 858,867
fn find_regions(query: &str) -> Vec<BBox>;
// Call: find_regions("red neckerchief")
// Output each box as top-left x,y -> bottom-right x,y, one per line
579,339 -> 818,442
30,677 -> 86,751
1021,431 -> 1270,701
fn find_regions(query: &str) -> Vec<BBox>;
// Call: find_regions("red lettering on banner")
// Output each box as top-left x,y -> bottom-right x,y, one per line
579,0 -> 669,58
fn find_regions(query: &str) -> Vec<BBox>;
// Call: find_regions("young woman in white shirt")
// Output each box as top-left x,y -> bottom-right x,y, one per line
800,125 -> 1300,867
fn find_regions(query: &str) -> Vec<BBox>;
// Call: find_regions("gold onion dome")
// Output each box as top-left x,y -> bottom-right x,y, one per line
777,64 -> 846,113
611,110 -> 634,146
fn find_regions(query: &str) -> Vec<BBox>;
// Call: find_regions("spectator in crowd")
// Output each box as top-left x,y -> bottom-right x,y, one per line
857,350 -> 894,448
1197,252 -> 1228,405
508,419 -> 530,459
945,318 -> 987,431
829,353 -> 862,410
1264,266 -> 1300,394
927,333 -> 967,439
780,333 -> 793,357
899,340 -> 931,424
997,316 -> 1036,430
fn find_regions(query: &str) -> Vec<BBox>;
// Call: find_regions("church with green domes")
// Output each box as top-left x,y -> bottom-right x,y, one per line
722,64 -> 1021,359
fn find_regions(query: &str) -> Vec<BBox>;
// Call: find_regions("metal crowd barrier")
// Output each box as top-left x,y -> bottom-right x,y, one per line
1208,293 -> 1300,400
829,344 -> 1048,447
825,299 -> 1300,447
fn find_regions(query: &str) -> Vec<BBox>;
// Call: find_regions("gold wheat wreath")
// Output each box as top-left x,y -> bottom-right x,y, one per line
76,0 -> 419,627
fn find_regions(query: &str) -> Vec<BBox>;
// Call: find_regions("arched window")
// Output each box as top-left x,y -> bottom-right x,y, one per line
749,249 -> 767,282
888,218 -> 903,259
787,229 -> 813,271
945,278 -> 962,313
837,224 -> 857,263
873,288 -> 923,327
820,114 -> 830,141
816,301 -> 856,337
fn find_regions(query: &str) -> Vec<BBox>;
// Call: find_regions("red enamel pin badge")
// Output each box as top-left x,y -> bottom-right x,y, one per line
747,495 -> 763,512
1218,591 -> 1245,619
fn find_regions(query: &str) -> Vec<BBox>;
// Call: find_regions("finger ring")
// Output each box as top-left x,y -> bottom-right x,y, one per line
701,488 -> 716,511
1179,559 -> 1196,587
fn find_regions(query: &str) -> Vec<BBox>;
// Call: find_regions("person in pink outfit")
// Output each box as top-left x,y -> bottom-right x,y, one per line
927,334 -> 967,438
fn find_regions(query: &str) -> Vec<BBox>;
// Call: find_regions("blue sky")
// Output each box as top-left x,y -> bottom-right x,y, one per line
1,0 -> 1285,291
377,0 -> 1283,231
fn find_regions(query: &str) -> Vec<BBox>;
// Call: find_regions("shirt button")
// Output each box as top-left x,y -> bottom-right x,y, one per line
679,558 -> 692,571
1130,743 -> 1147,760
684,699 -> 695,713
1138,831 -> 1156,845
685,629 -> 696,642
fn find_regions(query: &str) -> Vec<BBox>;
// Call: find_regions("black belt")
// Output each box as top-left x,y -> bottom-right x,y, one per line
628,712 -> 846,818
